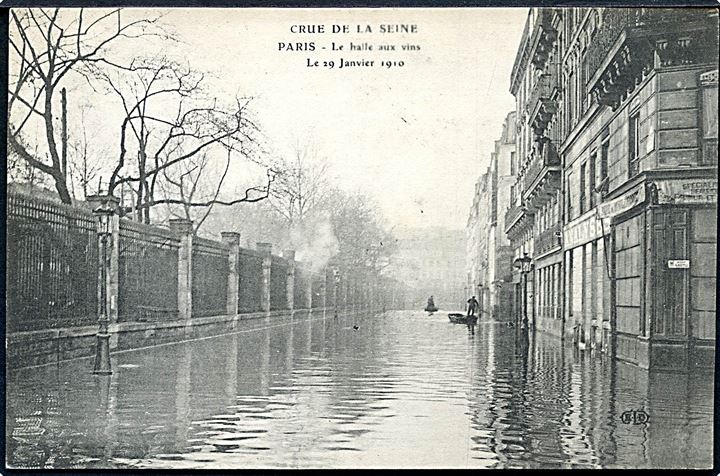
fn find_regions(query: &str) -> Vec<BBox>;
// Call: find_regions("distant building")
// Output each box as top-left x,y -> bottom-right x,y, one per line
389,227 -> 466,310
505,7 -> 718,371
467,111 -> 517,319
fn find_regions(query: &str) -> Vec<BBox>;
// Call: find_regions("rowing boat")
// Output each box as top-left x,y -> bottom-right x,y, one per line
448,313 -> 477,325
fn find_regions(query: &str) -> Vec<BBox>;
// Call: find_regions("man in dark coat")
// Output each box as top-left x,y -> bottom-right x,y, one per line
467,296 -> 479,317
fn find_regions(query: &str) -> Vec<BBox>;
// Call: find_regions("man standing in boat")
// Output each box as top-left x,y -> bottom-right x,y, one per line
466,295 -> 479,317
425,295 -> 437,313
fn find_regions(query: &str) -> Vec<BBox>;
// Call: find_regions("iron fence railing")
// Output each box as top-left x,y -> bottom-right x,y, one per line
293,265 -> 309,309
192,238 -> 230,318
270,256 -> 289,311
119,220 -> 179,322
7,194 -> 98,332
238,250 -> 264,313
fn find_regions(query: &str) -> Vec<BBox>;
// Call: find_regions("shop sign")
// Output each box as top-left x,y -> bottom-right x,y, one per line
668,259 -> 690,269
596,185 -> 646,219
563,213 -> 608,249
655,179 -> 717,205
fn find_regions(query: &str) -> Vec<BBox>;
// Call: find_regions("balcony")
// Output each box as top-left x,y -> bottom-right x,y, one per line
587,8 -> 718,110
528,9 -> 558,71
510,8 -> 557,95
527,70 -> 558,137
522,141 -> 561,197
504,202 -> 534,237
535,222 -> 562,257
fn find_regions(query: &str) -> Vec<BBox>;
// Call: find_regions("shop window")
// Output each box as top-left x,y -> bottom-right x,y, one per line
691,209 -> 716,340
567,250 -> 574,317
566,172 -> 574,220
629,111 -> 640,177
701,71 -> 718,164
599,128 -> 610,196
579,162 -> 587,214
589,152 -> 597,209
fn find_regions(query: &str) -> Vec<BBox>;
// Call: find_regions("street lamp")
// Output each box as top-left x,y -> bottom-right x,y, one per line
93,199 -> 114,375
477,282 -> 484,315
333,267 -> 340,318
513,252 -> 533,332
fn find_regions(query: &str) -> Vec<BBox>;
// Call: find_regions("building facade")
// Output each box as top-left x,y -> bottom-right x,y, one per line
467,112 -> 517,319
390,227 -> 466,310
505,7 -> 718,371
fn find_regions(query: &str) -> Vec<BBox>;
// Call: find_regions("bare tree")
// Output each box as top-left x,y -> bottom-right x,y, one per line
66,105 -> 103,199
89,56 -> 273,224
159,147 -> 275,235
7,8 -> 163,203
327,190 -> 398,276
268,143 -> 331,227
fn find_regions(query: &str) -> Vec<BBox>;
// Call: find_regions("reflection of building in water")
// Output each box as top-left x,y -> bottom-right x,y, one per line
467,112 -> 517,319
387,227 -> 466,309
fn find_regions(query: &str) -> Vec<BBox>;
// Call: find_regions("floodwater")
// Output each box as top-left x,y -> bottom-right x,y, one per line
6,310 -> 714,469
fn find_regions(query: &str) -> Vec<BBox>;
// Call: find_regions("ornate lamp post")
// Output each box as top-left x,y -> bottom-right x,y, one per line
333,267 -> 340,318
513,252 -> 533,332
92,198 -> 114,375
477,282 -> 484,316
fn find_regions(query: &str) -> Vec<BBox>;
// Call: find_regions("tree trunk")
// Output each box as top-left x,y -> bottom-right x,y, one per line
54,176 -> 73,204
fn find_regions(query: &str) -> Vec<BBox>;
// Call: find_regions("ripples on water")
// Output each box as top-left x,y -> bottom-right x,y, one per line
5,311 -> 714,469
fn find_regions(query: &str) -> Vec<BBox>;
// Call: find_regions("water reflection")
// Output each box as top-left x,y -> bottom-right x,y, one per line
6,311 -> 713,469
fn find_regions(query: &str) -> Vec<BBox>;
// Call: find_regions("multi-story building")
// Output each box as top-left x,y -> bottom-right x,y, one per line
390,227 -> 466,310
467,171 -> 492,309
506,9 -> 564,337
467,112 -> 517,319
505,7 -> 718,371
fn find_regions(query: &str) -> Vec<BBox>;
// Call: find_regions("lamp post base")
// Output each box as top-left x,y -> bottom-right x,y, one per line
93,333 -> 112,375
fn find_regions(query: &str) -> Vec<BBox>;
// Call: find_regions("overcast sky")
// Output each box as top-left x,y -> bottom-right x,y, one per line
147,8 -> 528,230
12,8 -> 526,230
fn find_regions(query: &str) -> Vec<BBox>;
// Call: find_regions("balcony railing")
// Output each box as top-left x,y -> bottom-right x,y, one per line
523,144 -> 561,193
505,203 -> 523,229
585,9 -> 642,80
535,222 -> 562,256
529,9 -> 557,70
527,70 -> 558,136
587,8 -> 716,110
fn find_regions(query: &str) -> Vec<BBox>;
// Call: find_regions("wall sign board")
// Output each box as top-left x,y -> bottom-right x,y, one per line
655,179 -> 718,205
668,260 -> 690,269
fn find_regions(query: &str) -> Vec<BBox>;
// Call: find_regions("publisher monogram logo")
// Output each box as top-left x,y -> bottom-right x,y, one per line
620,409 -> 650,425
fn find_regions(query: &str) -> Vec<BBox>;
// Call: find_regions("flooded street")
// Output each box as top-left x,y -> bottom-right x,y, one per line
6,310 -> 713,469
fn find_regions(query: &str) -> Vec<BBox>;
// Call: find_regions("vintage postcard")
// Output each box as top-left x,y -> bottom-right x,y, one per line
3,5 -> 718,470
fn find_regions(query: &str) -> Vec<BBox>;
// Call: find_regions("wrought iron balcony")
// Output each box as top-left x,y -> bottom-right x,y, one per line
504,201 -> 534,236
504,203 -> 523,232
535,222 -> 562,256
587,8 -> 718,110
527,70 -> 558,137
529,9 -> 558,70
522,142 -> 561,195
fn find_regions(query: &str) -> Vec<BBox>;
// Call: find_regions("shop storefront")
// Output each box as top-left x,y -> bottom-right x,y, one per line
611,177 -> 717,370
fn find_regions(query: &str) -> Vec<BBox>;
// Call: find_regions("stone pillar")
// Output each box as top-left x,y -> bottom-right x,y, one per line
305,262 -> 313,310
170,219 -> 194,322
284,249 -> 296,311
221,232 -> 241,320
257,242 -> 272,313
319,268 -> 327,310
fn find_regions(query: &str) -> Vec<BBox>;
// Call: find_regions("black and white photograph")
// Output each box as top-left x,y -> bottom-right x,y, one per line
3,4 -> 719,470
